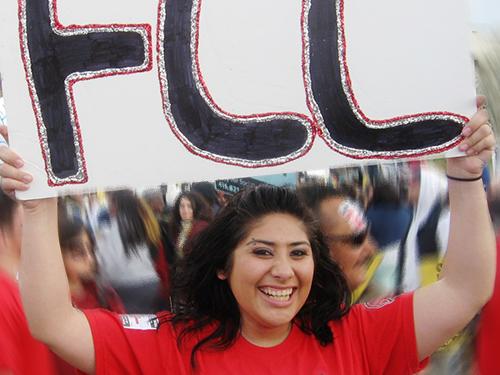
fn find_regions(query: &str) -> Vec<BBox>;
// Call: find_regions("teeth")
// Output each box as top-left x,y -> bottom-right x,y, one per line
260,287 -> 293,301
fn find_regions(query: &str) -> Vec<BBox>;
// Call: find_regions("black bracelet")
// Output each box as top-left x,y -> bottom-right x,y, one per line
446,174 -> 482,182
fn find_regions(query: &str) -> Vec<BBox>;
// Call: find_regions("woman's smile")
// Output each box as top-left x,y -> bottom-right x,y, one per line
219,213 -> 314,345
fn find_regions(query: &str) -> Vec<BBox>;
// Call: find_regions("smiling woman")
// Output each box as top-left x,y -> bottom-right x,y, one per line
217,214 -> 315,347
170,186 -> 350,366
0,112 -> 497,374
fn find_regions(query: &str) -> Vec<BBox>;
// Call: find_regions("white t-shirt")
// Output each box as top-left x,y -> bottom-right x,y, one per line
96,218 -> 159,287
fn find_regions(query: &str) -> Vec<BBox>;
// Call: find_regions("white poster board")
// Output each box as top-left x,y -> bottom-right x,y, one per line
0,0 -> 476,199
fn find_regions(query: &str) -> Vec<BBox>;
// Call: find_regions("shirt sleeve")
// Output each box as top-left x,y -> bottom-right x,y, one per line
81,309 -> 185,375
351,292 -> 429,375
0,305 -> 20,371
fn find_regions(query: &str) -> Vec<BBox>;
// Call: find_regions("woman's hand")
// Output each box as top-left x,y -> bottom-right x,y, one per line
447,96 -> 496,179
0,125 -> 46,210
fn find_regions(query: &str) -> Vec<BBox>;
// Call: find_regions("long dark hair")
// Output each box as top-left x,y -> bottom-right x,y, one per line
108,190 -> 160,257
168,186 -> 351,367
169,191 -> 212,239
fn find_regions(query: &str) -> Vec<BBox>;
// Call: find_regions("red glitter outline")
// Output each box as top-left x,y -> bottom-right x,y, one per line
18,0 -> 153,186
300,0 -> 467,160
157,0 -> 315,169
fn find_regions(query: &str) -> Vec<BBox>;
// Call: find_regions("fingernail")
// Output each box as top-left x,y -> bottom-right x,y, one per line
459,143 -> 469,152
461,127 -> 472,136
15,159 -> 24,168
22,174 -> 32,183
466,149 -> 475,155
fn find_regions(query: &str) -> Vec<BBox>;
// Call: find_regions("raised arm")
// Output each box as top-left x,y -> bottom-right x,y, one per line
0,126 -> 95,374
414,97 -> 497,360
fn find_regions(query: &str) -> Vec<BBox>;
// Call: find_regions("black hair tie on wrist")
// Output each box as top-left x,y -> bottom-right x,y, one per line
446,174 -> 482,182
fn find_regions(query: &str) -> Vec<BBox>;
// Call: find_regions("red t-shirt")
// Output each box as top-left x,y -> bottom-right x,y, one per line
72,282 -> 125,313
0,271 -> 57,375
54,282 -> 126,375
82,292 -> 425,374
474,238 -> 500,374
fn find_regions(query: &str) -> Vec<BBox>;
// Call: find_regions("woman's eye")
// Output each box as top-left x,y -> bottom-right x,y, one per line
291,249 -> 308,257
253,248 -> 272,256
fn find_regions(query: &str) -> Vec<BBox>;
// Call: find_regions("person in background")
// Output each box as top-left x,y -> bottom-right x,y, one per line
0,188 -> 57,374
142,188 -> 177,269
191,181 -> 222,215
143,189 -> 169,223
297,183 -> 378,299
95,189 -> 169,313
169,191 -> 211,258
364,165 -> 414,296
58,214 -> 125,313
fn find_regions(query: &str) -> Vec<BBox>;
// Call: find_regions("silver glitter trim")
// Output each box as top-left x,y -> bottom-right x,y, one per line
19,0 -> 151,185
158,0 -> 314,168
302,0 -> 464,158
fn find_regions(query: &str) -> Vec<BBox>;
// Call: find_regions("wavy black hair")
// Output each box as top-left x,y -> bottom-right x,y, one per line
168,191 -> 212,239
108,189 -> 161,257
167,185 -> 351,368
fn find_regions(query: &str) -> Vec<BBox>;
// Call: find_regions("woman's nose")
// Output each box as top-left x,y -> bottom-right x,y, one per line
271,257 -> 294,280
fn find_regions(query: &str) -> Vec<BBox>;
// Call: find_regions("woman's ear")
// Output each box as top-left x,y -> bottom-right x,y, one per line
217,270 -> 227,280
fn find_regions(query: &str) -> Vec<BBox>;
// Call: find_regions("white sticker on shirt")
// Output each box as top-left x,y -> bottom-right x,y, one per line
363,297 -> 396,310
121,314 -> 159,330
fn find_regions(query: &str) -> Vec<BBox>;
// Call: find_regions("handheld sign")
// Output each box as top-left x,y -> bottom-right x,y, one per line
0,0 -> 476,198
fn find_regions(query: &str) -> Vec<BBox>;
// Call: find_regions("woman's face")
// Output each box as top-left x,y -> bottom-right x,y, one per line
220,213 -> 315,342
179,197 -> 194,221
62,230 -> 97,282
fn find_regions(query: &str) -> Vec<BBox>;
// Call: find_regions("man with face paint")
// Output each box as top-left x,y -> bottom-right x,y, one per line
297,183 -> 377,293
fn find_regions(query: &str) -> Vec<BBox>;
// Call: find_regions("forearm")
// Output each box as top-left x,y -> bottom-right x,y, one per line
19,198 -> 75,342
441,177 -> 496,309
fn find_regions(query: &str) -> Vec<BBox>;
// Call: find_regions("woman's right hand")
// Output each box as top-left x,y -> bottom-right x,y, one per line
0,124 -> 35,201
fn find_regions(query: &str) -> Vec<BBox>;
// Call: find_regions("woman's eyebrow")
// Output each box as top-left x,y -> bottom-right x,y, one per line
245,238 -> 311,247
290,241 -> 311,247
246,238 -> 274,246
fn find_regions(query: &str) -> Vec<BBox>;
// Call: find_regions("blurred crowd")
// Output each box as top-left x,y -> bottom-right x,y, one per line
3,157 -> 498,373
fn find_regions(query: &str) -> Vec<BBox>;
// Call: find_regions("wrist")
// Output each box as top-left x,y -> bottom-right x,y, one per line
446,174 -> 482,182
446,162 -> 483,180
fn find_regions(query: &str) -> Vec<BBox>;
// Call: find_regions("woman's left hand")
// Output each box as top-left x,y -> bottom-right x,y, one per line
447,96 -> 496,178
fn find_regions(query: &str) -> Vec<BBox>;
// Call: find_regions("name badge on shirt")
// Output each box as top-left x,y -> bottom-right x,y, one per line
121,314 -> 159,330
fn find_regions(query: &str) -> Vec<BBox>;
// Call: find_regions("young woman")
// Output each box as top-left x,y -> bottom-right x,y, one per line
169,191 -> 211,257
58,214 -> 125,313
0,99 -> 496,374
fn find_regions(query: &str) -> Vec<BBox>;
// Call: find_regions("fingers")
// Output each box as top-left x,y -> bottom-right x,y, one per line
460,123 -> 495,155
462,108 -> 489,136
0,143 -> 25,168
458,95 -> 495,156
476,95 -> 487,110
0,145 -> 32,197
0,162 -> 32,190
